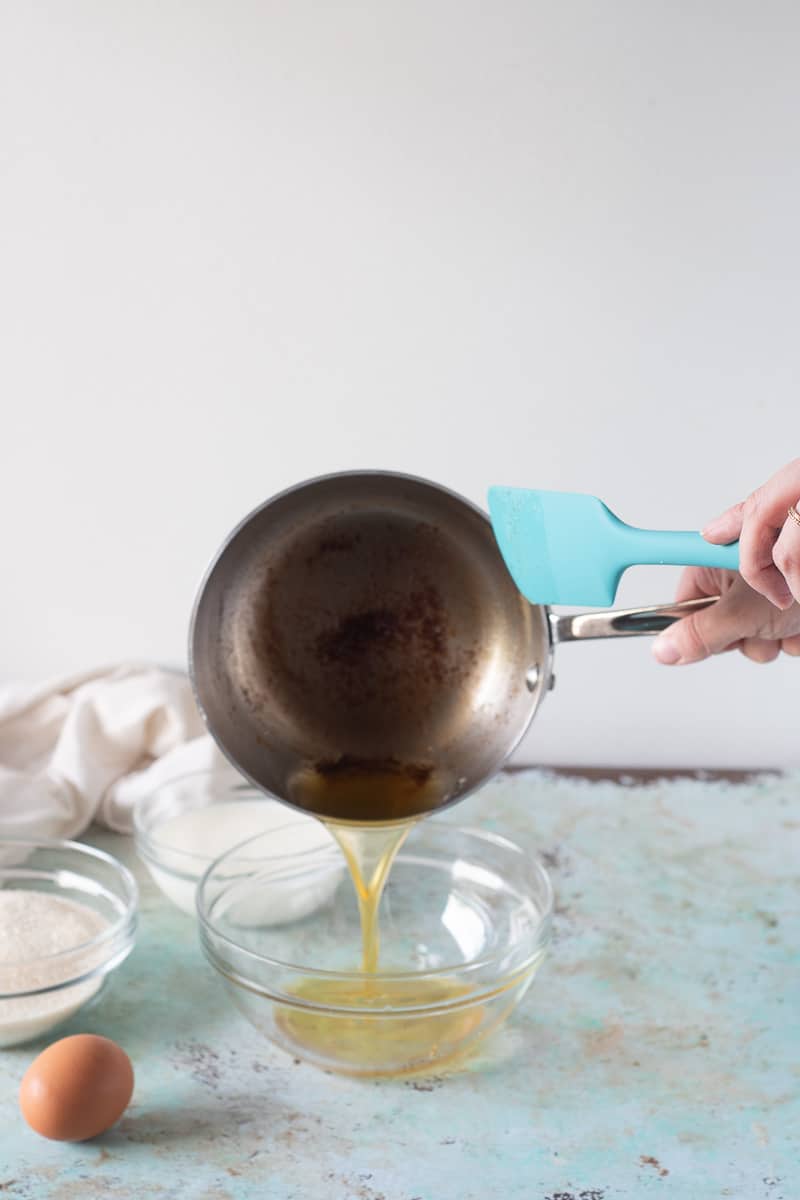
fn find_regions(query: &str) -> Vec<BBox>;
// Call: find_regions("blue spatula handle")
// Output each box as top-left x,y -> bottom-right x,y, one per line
620,525 -> 740,570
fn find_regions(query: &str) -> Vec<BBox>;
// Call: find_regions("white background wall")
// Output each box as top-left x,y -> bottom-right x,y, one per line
2,2 -> 799,768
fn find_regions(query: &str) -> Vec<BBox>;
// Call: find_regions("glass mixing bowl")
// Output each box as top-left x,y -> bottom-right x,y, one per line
0,839 -> 138,1047
197,821 -> 552,1077
134,769 -> 342,917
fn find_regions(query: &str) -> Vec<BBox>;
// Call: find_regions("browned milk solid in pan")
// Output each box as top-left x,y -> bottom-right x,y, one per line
236,509 -> 496,807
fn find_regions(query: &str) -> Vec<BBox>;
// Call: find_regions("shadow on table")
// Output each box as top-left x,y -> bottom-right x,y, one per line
459,1018 -> 554,1081
110,1095 -> 268,1146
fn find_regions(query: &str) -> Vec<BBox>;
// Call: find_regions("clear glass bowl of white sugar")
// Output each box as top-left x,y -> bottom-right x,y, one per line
134,770 -> 343,919
0,839 -> 138,1047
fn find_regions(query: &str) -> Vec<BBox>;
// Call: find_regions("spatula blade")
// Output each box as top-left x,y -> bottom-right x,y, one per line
488,487 -> 624,606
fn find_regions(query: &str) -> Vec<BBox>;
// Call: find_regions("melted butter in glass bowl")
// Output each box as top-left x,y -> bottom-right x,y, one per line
197,821 -> 552,1077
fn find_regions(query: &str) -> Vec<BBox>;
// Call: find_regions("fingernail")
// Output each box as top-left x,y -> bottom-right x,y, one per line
701,518 -> 724,539
653,636 -> 680,665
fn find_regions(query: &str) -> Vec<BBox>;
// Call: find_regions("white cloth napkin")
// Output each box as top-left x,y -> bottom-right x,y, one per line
0,665 -> 226,839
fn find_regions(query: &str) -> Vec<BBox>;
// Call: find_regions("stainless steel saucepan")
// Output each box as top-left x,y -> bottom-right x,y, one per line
189,472 -> 710,820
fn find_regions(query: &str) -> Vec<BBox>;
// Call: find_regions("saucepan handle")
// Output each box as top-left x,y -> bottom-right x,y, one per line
550,595 -> 719,643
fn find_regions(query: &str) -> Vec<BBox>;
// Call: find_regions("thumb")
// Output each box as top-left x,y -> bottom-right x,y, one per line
652,599 -> 740,665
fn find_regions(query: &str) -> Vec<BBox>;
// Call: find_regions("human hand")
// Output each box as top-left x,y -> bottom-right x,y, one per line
652,567 -> 800,665
702,459 -> 800,609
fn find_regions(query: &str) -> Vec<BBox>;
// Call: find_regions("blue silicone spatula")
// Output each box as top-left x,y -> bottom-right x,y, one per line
487,487 -> 740,607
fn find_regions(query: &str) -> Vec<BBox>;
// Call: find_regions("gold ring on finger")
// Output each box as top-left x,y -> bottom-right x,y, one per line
788,504 -> 800,528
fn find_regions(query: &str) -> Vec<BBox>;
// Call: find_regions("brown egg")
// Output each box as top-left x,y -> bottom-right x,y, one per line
19,1034 -> 134,1142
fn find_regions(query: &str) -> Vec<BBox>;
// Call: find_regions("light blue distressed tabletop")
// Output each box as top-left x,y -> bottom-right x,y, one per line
1,769 -> 797,1200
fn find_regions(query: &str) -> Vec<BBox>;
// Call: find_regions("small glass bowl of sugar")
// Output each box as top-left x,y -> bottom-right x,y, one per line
0,839 -> 138,1048
134,769 -> 343,919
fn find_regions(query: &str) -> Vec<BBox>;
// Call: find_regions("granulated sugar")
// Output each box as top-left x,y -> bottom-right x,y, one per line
0,891 -> 110,1046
